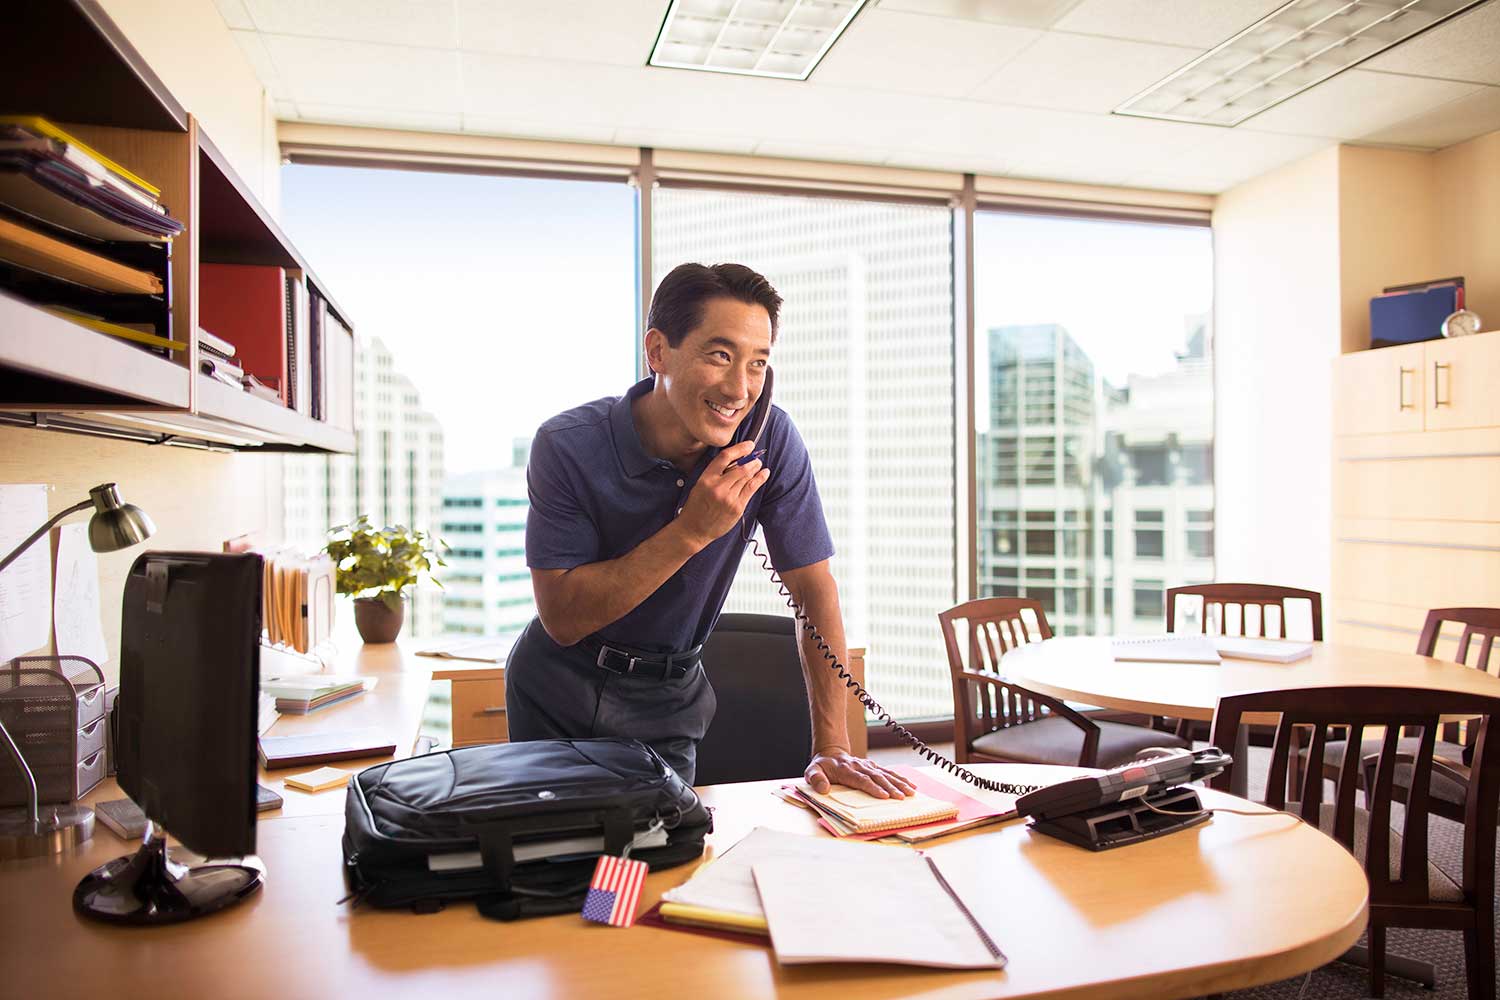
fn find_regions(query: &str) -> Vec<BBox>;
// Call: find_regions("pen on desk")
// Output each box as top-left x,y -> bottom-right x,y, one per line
735,448 -> 766,468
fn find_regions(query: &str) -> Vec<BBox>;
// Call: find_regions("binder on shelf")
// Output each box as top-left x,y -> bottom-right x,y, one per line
200,262 -> 288,404
285,269 -> 310,416
308,284 -> 324,421
321,294 -> 355,432
1369,278 -> 1463,349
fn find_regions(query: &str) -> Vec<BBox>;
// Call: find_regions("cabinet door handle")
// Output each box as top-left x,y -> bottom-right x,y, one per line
1398,366 -> 1415,410
1433,362 -> 1450,408
481,706 -> 507,715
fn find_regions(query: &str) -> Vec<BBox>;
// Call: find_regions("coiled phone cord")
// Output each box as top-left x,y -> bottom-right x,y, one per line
744,531 -> 1041,797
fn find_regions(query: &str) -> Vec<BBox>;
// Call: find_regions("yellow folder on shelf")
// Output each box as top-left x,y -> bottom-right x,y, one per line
1,115 -> 162,197
42,305 -> 185,352
0,215 -> 162,294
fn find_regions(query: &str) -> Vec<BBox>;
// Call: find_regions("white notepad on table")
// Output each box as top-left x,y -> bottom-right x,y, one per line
1213,637 -> 1314,663
1111,635 -> 1222,664
754,853 -> 1006,970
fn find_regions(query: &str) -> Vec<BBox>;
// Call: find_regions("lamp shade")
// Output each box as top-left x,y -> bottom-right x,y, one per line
86,483 -> 155,553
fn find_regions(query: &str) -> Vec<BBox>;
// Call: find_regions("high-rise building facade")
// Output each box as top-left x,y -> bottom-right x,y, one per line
977,324 -> 1097,635
283,334 -> 446,638
652,189 -> 957,719
977,319 -> 1214,637
439,467 -> 535,646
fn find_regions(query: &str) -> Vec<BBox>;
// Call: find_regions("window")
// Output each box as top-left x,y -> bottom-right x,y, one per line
1133,581 -> 1164,620
977,212 -> 1213,639
1186,509 -> 1215,559
654,187 -> 955,719
279,164 -> 634,644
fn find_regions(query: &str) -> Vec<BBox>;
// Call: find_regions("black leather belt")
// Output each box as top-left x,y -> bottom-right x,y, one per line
581,635 -> 702,681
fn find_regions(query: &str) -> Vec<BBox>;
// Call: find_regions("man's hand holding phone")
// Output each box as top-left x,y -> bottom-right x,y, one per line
676,440 -> 769,550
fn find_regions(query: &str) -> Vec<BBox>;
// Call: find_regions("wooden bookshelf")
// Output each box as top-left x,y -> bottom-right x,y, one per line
0,0 -> 355,454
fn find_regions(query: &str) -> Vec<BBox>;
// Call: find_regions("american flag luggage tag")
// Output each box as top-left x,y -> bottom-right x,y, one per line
581,818 -> 663,928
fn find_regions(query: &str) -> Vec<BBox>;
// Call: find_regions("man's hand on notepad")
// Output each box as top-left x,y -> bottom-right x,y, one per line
804,750 -> 916,799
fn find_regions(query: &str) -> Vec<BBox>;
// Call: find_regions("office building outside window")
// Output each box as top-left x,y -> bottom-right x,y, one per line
440,467 -> 535,652
976,213 -> 1214,638
653,188 -> 957,719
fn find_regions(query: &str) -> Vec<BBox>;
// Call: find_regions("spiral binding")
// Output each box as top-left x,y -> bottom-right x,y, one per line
743,530 -> 1041,797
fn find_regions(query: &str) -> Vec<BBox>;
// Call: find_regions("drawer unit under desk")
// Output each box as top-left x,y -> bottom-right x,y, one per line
442,669 -> 508,748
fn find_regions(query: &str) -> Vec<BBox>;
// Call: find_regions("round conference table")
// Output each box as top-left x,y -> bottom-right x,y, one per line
1000,636 -> 1500,793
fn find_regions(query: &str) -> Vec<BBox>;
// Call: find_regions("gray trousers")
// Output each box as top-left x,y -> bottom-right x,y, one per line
504,618 -> 717,784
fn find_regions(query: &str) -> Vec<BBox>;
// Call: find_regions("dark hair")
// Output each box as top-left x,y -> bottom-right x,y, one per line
647,263 -> 782,347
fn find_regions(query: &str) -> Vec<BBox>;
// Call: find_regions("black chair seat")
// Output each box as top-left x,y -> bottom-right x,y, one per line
971,716 -> 1188,768
1315,735 -> 1471,804
1290,802 -> 1462,903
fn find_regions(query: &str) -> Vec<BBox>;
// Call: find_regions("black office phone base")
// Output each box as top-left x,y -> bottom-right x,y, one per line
1030,787 -> 1209,851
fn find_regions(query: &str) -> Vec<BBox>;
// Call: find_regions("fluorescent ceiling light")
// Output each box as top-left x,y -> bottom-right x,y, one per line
1115,0 -> 1489,127
649,0 -> 869,80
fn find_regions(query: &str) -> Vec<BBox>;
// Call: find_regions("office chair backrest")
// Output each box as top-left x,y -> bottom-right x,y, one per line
1418,607 -> 1500,753
1209,685 -> 1500,908
694,613 -> 811,786
1166,582 -> 1324,641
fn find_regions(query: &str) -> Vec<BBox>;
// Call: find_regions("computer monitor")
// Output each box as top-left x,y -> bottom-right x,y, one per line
74,551 -> 264,924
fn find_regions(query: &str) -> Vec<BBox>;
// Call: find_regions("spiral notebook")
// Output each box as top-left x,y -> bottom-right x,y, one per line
1110,634 -> 1222,664
791,782 -> 959,836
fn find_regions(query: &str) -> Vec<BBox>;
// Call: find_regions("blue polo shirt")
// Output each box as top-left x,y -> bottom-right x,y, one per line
526,377 -> 834,653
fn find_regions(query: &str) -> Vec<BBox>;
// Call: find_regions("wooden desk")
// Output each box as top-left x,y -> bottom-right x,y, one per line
6,761 -> 1366,999
1002,637 -> 1500,727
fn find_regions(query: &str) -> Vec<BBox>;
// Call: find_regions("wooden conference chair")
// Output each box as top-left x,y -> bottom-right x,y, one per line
1166,582 -> 1324,743
1210,686 -> 1500,1000
938,598 -> 1186,768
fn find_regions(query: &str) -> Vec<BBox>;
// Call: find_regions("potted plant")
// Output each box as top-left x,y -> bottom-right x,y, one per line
324,515 -> 447,643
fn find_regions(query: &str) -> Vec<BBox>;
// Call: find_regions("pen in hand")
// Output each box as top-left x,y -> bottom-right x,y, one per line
734,448 -> 767,468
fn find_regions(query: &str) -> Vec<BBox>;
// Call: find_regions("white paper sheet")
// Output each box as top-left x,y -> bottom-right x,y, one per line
52,522 -> 108,666
0,484 -> 52,663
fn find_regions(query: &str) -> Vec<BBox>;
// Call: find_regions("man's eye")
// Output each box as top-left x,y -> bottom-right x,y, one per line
711,351 -> 731,362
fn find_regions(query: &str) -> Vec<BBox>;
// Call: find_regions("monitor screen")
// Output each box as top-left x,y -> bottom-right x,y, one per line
116,551 -> 261,858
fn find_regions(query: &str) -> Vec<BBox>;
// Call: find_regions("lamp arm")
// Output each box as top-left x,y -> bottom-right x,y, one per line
0,498 -> 93,576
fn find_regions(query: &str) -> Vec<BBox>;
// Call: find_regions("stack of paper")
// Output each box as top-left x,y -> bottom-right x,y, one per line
261,674 -> 373,714
658,827 -> 901,935
789,782 -> 960,837
1213,637 -> 1314,663
1111,634 -> 1223,664
754,852 -> 1006,970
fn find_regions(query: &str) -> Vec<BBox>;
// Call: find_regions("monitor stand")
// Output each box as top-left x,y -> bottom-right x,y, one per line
73,823 -> 263,924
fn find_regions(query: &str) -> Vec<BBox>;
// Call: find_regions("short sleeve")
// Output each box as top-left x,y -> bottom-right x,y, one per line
755,412 -> 834,572
525,429 -> 600,570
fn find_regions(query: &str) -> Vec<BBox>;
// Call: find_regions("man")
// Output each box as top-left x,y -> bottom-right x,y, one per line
507,262 -> 914,799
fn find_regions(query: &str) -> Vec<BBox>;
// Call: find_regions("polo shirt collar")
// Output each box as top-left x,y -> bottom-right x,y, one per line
610,377 -> 660,478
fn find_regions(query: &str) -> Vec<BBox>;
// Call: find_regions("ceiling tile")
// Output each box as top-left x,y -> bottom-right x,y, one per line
876,0 -> 1086,31
1361,1 -> 1500,86
1119,169 -> 1236,194
1357,85 -> 1500,149
213,0 -> 255,31
1244,69 -> 1482,140
265,35 -> 463,112
969,32 -> 1200,112
295,103 -> 464,133
455,0 -> 665,66
1054,0 -> 1284,48
241,0 -> 456,49
230,30 -> 291,101
460,114 -> 616,145
462,52 -> 661,126
972,103 -> 1206,173
814,9 -> 1039,97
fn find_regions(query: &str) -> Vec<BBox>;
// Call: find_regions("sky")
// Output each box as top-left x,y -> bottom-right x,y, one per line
283,165 -> 1214,477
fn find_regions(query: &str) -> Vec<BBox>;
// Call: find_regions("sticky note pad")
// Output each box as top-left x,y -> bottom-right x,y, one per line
284,766 -> 351,793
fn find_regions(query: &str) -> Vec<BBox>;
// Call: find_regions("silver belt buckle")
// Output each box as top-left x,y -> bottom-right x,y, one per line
596,646 -> 639,674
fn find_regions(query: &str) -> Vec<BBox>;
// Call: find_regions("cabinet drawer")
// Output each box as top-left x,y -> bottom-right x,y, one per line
1424,333 -> 1500,431
451,677 -> 507,746
1333,521 -> 1500,609
1333,343 -> 1424,436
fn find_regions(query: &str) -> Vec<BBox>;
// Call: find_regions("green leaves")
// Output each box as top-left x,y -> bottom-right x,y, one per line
324,514 -> 447,602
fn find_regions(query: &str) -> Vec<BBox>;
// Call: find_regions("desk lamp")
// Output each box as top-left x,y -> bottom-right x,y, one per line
0,483 -> 155,859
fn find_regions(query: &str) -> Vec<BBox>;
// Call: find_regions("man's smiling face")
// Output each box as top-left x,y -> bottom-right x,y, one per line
646,296 -> 772,452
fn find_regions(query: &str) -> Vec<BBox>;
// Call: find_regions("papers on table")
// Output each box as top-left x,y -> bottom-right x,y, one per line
416,635 -> 511,663
1213,637 -> 1314,663
754,852 -> 1006,970
1111,634 -> 1222,664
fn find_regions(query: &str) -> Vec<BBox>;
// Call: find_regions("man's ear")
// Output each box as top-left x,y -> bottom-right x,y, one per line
643,328 -> 668,374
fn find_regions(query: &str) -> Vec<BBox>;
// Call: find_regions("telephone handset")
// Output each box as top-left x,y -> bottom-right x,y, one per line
737,367 -> 1039,797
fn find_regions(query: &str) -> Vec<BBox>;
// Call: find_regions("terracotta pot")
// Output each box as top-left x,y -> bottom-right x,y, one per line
353,596 -> 404,644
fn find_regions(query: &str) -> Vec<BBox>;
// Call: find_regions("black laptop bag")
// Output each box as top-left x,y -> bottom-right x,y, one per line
342,738 -> 712,919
